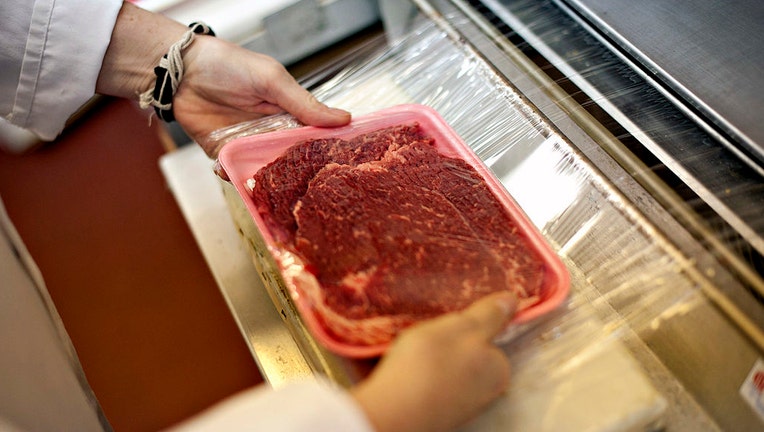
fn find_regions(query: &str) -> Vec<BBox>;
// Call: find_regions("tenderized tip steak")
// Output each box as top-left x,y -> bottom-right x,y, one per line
250,123 -> 544,346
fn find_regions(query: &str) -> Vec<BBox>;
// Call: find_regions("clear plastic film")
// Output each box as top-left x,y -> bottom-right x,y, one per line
209,13 -> 710,420
204,113 -> 304,155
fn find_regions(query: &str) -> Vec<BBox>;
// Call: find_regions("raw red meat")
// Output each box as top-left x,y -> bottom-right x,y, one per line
250,124 -> 544,345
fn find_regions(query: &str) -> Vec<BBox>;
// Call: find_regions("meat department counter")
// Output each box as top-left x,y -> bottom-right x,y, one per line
159,0 -> 764,431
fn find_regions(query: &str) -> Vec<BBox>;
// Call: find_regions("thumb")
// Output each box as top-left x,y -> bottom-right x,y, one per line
458,292 -> 518,341
273,80 -> 351,127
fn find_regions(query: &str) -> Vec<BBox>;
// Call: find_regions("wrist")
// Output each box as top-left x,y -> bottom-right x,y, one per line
138,23 -> 215,121
96,2 -> 187,99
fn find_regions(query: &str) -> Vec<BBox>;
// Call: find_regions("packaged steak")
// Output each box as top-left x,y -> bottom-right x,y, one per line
219,104 -> 569,358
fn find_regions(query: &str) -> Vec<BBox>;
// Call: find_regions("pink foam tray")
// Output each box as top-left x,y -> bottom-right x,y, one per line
219,104 -> 570,358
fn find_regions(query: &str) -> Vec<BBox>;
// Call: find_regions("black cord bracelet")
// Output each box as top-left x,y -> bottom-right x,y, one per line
139,22 -> 215,122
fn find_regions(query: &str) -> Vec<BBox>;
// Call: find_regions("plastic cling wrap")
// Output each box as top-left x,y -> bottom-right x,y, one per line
210,16 -> 708,414
219,105 -> 569,357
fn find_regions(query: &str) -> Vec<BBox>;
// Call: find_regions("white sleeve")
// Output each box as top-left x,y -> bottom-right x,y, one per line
0,0 -> 123,141
0,199 -> 108,431
167,379 -> 376,432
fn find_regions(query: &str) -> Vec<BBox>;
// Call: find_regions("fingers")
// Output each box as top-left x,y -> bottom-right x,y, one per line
286,91 -> 351,127
458,292 -> 518,341
267,66 -> 351,127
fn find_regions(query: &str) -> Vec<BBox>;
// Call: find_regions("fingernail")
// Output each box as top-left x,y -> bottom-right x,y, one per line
494,293 -> 518,317
333,108 -> 351,118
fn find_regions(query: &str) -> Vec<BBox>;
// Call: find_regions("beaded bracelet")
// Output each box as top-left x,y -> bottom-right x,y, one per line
139,22 -> 215,122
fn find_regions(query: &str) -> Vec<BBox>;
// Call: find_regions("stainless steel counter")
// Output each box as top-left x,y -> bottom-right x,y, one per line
159,146 -> 312,388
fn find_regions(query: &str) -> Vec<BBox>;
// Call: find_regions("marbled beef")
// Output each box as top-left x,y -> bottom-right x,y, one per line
250,124 -> 543,345
251,125 -> 430,244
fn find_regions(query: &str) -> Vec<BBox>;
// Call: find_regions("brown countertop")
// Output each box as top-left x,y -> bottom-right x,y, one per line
0,98 -> 263,432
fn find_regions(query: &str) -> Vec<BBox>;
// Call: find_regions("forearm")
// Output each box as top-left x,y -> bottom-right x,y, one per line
96,2 -> 188,100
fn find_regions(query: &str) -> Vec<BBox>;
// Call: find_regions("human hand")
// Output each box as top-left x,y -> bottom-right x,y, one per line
351,292 -> 517,432
174,36 -> 351,157
96,3 -> 349,155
